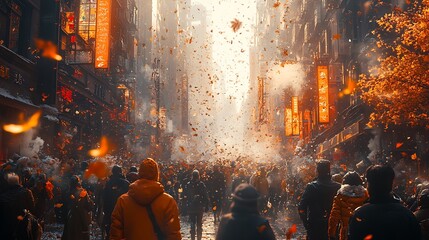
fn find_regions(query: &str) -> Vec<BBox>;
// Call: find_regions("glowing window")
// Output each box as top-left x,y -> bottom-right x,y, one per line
78,0 -> 96,42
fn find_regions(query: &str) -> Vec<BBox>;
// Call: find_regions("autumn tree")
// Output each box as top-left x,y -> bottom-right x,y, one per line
359,0 -> 429,126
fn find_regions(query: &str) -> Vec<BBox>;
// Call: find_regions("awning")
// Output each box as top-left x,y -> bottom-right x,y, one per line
0,88 -> 39,112
318,121 -> 361,155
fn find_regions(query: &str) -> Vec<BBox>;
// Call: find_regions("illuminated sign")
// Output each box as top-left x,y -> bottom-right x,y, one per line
95,0 -> 111,68
159,107 -> 167,130
285,108 -> 292,136
62,12 -> 75,34
318,66 -> 329,123
292,96 -> 300,136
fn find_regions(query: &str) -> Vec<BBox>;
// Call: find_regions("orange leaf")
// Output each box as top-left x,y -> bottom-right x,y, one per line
257,224 -> 267,233
333,34 -> 342,40
364,235 -> 373,240
396,142 -> 403,148
35,39 -> 62,61
84,160 -> 109,179
286,224 -> 297,240
282,49 -> 289,56
88,136 -> 109,157
3,111 -> 42,134
273,1 -> 281,8
79,189 -> 87,198
231,18 -> 242,32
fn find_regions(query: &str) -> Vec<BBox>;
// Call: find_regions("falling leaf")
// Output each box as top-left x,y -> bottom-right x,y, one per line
364,235 -> 373,240
79,189 -> 88,198
3,111 -> 42,134
231,18 -> 242,32
35,39 -> 62,61
84,160 -> 109,179
286,224 -> 297,240
282,49 -> 288,56
54,203 -> 63,208
88,136 -> 109,157
179,146 -> 186,153
411,153 -> 418,160
333,34 -> 342,40
396,142 -> 404,148
257,224 -> 267,233
273,1 -> 281,8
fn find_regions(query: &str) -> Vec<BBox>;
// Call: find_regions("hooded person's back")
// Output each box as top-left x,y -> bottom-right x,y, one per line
216,183 -> 276,240
110,158 -> 181,240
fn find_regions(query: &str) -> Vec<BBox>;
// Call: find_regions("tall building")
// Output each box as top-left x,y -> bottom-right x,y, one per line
0,0 -> 140,160
0,0 -> 43,159
151,0 -> 192,160
286,0 -> 408,162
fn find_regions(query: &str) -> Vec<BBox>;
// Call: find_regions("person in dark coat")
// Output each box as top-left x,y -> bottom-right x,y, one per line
216,183 -> 276,240
62,175 -> 93,240
184,170 -> 209,240
0,173 -> 36,239
208,165 -> 226,223
298,160 -> 341,240
348,165 -> 421,240
126,166 -> 139,183
102,166 -> 130,239
31,173 -> 53,228
231,168 -> 249,192
414,189 -> 429,239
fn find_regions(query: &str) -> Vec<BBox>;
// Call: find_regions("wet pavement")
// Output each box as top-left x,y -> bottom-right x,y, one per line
42,210 -> 305,240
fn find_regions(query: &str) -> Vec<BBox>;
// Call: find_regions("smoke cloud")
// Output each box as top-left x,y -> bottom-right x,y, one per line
267,63 -> 306,95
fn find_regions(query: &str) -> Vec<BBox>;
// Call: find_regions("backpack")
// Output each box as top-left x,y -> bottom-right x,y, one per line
187,181 -> 206,208
15,209 -> 42,240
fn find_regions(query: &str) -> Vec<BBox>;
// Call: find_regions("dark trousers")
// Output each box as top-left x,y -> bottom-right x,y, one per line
307,220 -> 329,240
189,212 -> 203,240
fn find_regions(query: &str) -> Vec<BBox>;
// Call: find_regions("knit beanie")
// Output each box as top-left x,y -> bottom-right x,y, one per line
138,158 -> 159,181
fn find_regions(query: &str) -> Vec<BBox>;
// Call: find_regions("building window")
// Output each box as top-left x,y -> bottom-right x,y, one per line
8,2 -> 21,51
78,0 -> 96,42
94,83 -> 105,100
0,1 -> 22,52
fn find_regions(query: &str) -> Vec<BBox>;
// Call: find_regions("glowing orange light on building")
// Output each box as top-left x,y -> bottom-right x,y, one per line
318,66 -> 329,123
3,111 -> 42,134
95,0 -> 111,69
292,96 -> 300,136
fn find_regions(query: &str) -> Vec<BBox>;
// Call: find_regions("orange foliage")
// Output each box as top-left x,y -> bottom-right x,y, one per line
359,1 -> 429,126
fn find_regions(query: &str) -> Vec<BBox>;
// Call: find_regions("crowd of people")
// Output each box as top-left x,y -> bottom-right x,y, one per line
0,154 -> 428,240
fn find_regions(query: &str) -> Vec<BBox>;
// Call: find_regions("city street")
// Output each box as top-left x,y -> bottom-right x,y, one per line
1,0 -> 428,239
42,211 -> 305,240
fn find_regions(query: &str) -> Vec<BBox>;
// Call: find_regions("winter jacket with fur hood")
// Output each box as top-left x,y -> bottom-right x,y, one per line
328,184 -> 368,240
110,179 -> 181,240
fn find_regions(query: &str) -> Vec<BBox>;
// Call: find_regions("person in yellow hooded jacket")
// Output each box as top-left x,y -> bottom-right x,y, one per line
110,158 -> 181,240
328,171 -> 368,240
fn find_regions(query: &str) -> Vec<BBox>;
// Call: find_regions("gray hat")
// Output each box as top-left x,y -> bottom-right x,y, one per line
232,183 -> 260,202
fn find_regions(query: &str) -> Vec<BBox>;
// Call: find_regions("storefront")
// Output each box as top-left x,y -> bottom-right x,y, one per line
0,45 -> 39,160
